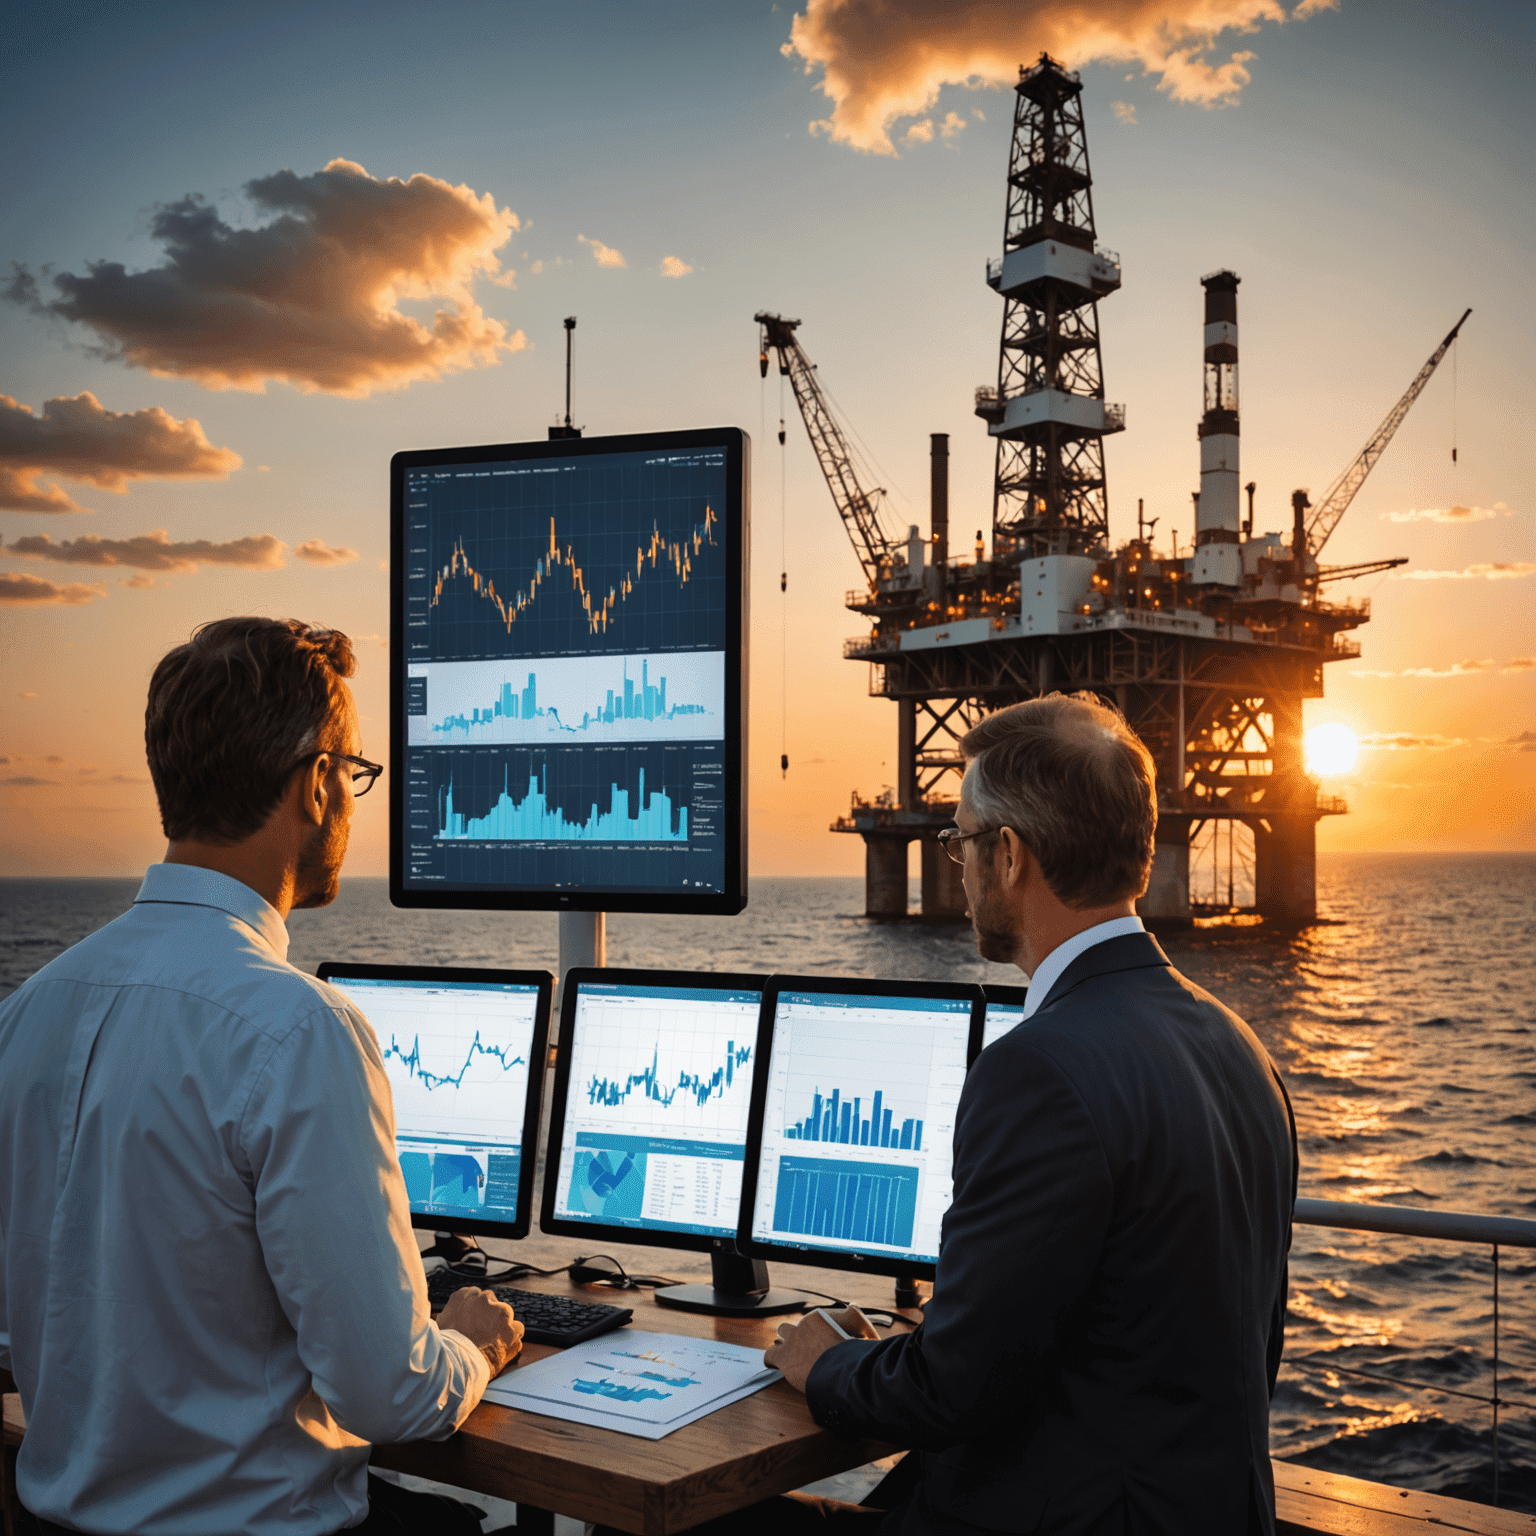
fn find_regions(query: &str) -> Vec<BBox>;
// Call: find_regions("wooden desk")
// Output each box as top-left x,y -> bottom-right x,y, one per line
372,1275 -> 900,1535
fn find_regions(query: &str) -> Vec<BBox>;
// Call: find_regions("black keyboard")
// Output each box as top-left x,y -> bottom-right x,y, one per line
426,1271 -> 632,1346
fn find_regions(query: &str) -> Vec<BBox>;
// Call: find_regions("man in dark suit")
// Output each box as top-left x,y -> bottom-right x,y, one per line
765,692 -> 1297,1536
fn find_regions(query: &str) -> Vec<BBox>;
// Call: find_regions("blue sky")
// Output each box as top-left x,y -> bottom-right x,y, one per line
2,0 -> 1532,874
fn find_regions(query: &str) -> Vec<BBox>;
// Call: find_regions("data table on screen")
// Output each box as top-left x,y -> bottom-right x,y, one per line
749,995 -> 971,1265
552,985 -> 761,1238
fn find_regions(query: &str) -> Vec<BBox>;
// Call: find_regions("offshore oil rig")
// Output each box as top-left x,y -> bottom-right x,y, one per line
758,53 -> 1465,926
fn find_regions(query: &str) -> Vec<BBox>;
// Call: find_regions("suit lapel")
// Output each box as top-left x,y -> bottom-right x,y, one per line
1038,932 -> 1173,1013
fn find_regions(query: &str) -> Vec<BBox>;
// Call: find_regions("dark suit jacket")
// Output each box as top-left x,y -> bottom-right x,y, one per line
806,933 -> 1297,1536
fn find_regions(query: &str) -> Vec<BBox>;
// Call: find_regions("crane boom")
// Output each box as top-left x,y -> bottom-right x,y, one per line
756,311 -> 900,586
1306,308 -> 1471,557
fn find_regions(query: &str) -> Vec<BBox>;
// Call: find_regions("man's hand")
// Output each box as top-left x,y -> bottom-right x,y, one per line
437,1286 -> 525,1377
763,1306 -> 878,1393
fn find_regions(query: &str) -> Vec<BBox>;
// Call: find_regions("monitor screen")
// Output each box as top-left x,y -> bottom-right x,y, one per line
981,984 -> 1027,1050
739,979 -> 984,1278
390,428 -> 748,915
316,963 -> 552,1239
541,970 -> 765,1251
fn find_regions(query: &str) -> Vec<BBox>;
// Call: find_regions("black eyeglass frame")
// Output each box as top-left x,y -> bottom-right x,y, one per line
936,825 -> 1002,864
289,749 -> 383,796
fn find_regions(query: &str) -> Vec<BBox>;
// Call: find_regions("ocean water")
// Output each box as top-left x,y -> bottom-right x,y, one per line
2,854 -> 1532,1509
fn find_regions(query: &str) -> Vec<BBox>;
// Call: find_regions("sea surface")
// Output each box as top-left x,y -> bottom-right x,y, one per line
2,854 -> 1532,1510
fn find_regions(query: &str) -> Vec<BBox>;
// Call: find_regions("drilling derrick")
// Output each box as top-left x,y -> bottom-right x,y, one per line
978,56 -> 1123,557
767,51 -> 1460,927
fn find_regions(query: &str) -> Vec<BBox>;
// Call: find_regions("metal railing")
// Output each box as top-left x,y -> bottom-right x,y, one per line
1290,1197 -> 1534,1508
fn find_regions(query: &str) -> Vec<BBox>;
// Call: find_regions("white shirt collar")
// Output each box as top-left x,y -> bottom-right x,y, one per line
1021,915 -> 1146,1020
133,862 -> 291,962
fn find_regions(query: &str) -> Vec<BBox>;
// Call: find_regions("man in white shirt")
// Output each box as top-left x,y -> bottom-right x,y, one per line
0,617 -> 523,1536
762,693 -> 1297,1536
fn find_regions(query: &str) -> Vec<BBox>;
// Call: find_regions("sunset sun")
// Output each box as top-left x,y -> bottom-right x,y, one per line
1305,724 -> 1360,777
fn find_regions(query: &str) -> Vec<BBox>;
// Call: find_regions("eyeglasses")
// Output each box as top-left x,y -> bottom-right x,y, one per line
291,750 -> 383,796
936,825 -> 1000,865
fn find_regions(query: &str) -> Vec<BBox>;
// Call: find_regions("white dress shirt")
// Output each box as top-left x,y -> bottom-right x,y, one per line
1021,915 -> 1147,1020
0,864 -> 489,1536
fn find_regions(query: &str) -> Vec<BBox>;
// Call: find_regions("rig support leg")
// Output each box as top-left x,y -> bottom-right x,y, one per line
920,836 -> 969,922
863,835 -> 911,920
1255,816 -> 1317,925
1139,815 -> 1191,925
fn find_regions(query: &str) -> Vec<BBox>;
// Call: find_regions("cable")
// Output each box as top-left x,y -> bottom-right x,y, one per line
788,1288 -> 921,1331
780,373 -> 789,778
1452,334 -> 1459,464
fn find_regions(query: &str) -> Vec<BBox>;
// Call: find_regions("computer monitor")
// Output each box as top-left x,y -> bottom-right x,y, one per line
540,968 -> 804,1315
981,983 -> 1027,1051
738,976 -> 985,1281
389,428 -> 748,915
316,962 -> 553,1240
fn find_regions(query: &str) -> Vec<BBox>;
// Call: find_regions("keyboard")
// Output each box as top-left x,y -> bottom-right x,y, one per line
426,1271 -> 633,1346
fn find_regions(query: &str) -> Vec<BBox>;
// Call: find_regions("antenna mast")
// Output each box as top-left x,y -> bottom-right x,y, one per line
549,316 -> 582,440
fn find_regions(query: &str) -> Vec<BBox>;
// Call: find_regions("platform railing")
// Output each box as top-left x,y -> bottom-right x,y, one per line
1289,1196 -> 1535,1508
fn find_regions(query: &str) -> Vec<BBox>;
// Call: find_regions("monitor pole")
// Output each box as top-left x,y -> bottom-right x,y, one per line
557,910 -> 605,975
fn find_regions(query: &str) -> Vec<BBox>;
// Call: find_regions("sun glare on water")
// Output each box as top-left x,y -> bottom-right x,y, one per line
1305,724 -> 1360,776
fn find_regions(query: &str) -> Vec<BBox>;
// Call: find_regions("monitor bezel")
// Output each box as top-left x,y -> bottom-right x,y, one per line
315,960 -> 553,1240
539,966 -> 768,1255
736,973 -> 986,1281
981,982 -> 1028,1051
388,426 -> 750,915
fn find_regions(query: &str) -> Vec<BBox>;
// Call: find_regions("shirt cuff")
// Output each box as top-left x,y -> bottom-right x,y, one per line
440,1327 -> 493,1404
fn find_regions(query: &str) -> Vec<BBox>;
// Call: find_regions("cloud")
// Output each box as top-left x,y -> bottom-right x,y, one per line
1112,100 -> 1139,123
1358,733 -> 1465,751
659,255 -> 694,279
578,234 -> 627,269
903,118 -> 935,143
1504,657 -> 1535,673
1397,562 -> 1536,580
9,160 -> 523,397
6,529 -> 285,572
1293,0 -> 1339,16
0,392 -> 241,513
0,572 -> 106,605
1382,501 -> 1512,523
118,573 -> 160,588
292,537 -> 358,566
18,692 -> 37,699
1507,730 -> 1536,753
1,775 -> 60,786
783,0 -> 1310,155
940,110 -> 968,138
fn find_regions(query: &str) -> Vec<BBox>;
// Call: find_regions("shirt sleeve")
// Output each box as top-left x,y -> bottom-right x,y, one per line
806,1039 -> 1112,1449
240,1001 -> 491,1445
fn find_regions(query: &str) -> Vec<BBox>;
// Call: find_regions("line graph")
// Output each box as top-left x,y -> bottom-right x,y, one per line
430,506 -> 718,641
587,1039 -> 752,1111
384,1030 -> 526,1092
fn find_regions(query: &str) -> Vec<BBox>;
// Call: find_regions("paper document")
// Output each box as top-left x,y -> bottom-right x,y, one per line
481,1330 -> 780,1439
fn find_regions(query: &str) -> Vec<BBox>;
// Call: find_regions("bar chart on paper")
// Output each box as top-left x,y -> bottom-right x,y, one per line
407,651 -> 725,747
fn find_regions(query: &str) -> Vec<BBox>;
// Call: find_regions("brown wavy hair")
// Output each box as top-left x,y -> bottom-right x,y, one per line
145,617 -> 356,844
959,692 -> 1157,908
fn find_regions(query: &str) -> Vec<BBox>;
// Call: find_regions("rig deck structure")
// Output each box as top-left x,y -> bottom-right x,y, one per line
764,53 -> 1460,926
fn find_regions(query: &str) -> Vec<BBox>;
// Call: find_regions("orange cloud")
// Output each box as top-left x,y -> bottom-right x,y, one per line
5,529 -> 285,572
293,538 -> 359,566
0,393 -> 241,513
11,160 -> 523,397
578,235 -> 628,269
659,256 -> 694,278
1382,501 -> 1512,523
0,572 -> 106,605
783,0 -> 1308,155
1396,562 -> 1536,581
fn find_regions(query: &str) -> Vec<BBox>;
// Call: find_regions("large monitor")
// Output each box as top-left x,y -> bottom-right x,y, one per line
541,969 -> 803,1314
316,962 -> 552,1240
738,976 -> 985,1280
981,982 -> 1027,1051
389,428 -> 749,915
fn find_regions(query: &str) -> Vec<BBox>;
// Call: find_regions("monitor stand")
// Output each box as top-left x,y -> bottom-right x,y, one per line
655,1246 -> 807,1317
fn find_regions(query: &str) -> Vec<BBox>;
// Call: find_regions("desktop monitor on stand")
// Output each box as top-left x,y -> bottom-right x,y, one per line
540,969 -> 806,1316
737,976 -> 985,1300
316,962 -> 553,1260
980,982 -> 1028,1052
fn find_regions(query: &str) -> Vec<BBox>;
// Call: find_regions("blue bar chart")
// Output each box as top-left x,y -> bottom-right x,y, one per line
408,651 -> 724,747
437,763 -> 687,843
783,1083 -> 923,1151
771,1156 -> 919,1249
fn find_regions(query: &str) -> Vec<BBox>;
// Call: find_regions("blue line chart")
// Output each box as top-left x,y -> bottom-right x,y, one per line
586,1040 -> 752,1111
384,1030 -> 527,1092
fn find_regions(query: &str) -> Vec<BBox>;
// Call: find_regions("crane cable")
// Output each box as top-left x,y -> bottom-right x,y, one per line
780,373 -> 789,778
1452,334 -> 1459,465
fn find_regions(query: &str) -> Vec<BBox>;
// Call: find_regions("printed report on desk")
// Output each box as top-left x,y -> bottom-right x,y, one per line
550,983 -> 762,1238
324,976 -> 540,1224
749,992 -> 972,1266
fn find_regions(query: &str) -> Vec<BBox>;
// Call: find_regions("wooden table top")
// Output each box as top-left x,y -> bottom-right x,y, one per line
370,1272 -> 906,1535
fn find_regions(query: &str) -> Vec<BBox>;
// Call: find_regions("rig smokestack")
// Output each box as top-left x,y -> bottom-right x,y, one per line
1193,270 -> 1242,585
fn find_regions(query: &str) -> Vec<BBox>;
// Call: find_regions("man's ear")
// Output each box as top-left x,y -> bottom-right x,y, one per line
997,826 -> 1032,889
294,753 -> 330,829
